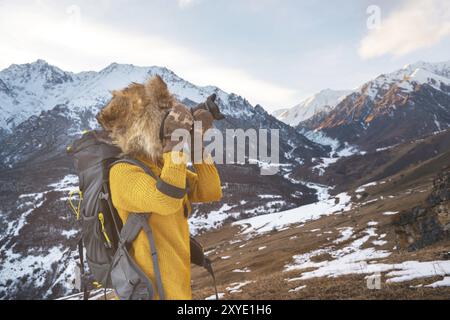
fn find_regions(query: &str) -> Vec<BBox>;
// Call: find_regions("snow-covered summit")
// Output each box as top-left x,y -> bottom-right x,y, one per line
274,89 -> 352,127
361,60 -> 450,100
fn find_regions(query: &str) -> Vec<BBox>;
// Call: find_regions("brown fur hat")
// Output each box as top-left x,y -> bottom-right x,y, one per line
96,75 -> 176,162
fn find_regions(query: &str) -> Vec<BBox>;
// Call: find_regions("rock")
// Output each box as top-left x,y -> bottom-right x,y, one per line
393,168 -> 450,250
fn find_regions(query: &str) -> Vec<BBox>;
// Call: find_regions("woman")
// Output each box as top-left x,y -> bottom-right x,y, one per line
96,75 -> 222,300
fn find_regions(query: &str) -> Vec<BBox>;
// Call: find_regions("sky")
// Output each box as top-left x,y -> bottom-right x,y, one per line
0,0 -> 449,111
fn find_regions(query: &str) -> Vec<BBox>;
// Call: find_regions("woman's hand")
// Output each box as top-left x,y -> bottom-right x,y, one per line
162,103 -> 194,153
192,108 -> 214,135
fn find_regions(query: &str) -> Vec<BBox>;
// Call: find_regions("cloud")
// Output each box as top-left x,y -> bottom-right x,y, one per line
359,0 -> 450,59
0,1 -> 296,109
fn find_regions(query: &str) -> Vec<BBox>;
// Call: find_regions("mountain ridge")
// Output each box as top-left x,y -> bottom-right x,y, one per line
0,60 -> 253,131
298,60 -> 450,151
274,88 -> 352,126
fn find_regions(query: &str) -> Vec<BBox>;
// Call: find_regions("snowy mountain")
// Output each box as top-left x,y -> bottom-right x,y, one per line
304,60 -> 450,151
0,60 -> 326,169
0,60 -> 254,133
0,60 -> 327,299
360,61 -> 450,101
272,108 -> 289,119
274,89 -> 352,127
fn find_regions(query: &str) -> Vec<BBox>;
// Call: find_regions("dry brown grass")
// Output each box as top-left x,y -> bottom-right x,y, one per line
190,174 -> 450,300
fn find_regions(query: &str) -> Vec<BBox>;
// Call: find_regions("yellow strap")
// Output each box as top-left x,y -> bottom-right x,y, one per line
98,212 -> 112,246
68,190 -> 83,220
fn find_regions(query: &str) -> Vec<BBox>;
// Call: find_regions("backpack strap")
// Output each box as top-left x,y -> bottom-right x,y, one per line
112,158 -> 157,179
112,158 -> 187,199
119,213 -> 165,300
77,237 -> 90,300
140,216 -> 165,300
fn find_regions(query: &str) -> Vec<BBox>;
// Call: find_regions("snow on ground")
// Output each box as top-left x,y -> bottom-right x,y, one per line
0,174 -> 81,298
372,240 -> 388,246
383,211 -> 399,216
312,143 -> 362,176
226,281 -> 254,294
205,293 -> 226,300
232,267 -> 251,273
301,129 -> 341,151
333,227 -> 354,244
61,229 -> 79,238
189,204 -> 234,236
288,285 -> 307,292
376,145 -> 397,152
48,175 -> 79,193
282,172 -> 303,185
233,189 -> 352,236
355,182 -> 378,193
4,174 -> 79,241
361,199 -> 378,206
258,194 -> 283,199
427,277 -> 450,288
303,130 -> 365,176
284,225 -> 450,288
7,193 -> 45,237
57,288 -> 114,300
0,245 -> 78,297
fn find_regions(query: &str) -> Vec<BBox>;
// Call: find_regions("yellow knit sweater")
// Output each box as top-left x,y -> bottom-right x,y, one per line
109,152 -> 222,300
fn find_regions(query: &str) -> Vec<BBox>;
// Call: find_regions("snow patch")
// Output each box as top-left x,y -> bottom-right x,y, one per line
226,281 -> 254,294
205,293 -> 225,300
232,267 -> 251,273
383,211 -> 399,216
189,204 -> 234,235
233,189 -> 352,236
288,285 -> 307,292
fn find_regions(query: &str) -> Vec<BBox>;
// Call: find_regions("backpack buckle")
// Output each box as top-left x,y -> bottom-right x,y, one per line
99,192 -> 109,200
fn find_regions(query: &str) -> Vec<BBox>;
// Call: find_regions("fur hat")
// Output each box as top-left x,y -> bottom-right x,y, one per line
97,75 -> 176,162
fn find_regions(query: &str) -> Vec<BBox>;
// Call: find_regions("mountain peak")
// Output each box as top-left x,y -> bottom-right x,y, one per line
274,89 -> 352,127
33,59 -> 50,66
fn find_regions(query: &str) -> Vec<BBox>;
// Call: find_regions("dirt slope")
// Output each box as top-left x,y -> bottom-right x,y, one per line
191,150 -> 450,300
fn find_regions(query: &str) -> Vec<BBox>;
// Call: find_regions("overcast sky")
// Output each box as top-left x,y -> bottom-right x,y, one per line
0,0 -> 449,111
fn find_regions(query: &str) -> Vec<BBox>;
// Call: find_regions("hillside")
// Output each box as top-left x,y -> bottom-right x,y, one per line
191,145 -> 450,299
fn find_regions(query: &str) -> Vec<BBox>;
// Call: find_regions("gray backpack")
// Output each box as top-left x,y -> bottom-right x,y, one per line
67,130 -> 218,300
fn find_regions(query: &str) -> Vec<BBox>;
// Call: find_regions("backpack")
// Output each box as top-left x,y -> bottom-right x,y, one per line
66,130 -> 218,300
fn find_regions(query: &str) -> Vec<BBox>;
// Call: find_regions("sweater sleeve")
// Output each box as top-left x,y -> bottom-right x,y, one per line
110,152 -> 188,216
187,156 -> 222,204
